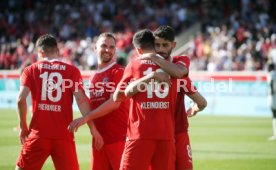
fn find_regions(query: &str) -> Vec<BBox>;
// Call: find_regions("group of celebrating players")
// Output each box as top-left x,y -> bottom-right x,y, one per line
15,25 -> 207,170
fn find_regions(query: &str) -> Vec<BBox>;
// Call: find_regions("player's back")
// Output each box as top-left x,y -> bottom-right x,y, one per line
21,59 -> 83,140
128,58 -> 178,140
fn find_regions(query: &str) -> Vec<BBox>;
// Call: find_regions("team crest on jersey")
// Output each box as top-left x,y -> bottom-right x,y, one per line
102,77 -> 109,83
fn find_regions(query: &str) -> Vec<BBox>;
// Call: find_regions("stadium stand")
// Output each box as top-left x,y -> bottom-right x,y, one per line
0,0 -> 275,71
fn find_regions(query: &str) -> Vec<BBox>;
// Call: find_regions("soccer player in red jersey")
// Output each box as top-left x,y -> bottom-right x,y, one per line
15,34 -> 97,170
113,29 -> 178,170
136,25 -> 207,170
68,33 -> 129,170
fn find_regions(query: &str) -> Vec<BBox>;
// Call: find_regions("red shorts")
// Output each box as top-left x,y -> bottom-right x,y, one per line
120,139 -> 175,170
16,138 -> 79,170
91,141 -> 125,170
175,132 -> 193,170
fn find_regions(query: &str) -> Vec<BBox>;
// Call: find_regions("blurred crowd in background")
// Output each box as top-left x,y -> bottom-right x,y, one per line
188,0 -> 276,71
0,0 -> 276,71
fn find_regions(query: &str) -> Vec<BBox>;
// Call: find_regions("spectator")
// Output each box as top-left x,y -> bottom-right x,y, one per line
1,0 -> 276,71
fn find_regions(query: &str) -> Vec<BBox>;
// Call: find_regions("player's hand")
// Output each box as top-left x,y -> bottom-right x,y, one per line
19,127 -> 29,144
68,117 -> 87,133
186,107 -> 195,117
153,72 -> 171,86
186,103 -> 199,117
90,125 -> 104,150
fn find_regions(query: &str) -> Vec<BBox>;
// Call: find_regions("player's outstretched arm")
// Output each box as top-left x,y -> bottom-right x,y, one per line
69,90 -> 92,132
113,87 -> 128,102
69,94 -> 121,132
82,94 -> 121,120
68,117 -> 87,132
125,71 -> 171,97
139,53 -> 188,78
17,86 -> 30,144
71,89 -> 104,149
186,92 -> 207,117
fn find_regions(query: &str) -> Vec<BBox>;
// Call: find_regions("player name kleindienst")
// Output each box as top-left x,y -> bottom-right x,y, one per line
140,102 -> 170,109
38,103 -> 61,112
140,60 -> 156,65
39,63 -> 66,70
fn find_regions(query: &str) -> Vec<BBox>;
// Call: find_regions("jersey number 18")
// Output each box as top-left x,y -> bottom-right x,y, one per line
40,72 -> 63,102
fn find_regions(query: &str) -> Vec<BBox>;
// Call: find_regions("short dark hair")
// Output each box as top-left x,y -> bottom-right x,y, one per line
35,34 -> 58,53
153,25 -> 175,42
97,32 -> 116,44
132,29 -> 155,50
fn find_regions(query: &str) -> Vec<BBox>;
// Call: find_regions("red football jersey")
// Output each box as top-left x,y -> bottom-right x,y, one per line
172,55 -> 190,76
89,62 -> 128,144
175,77 -> 197,133
20,59 -> 84,140
172,56 -> 197,134
118,58 -> 178,140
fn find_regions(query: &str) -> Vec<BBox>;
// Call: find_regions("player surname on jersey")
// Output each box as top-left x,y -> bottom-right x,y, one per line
38,103 -> 61,112
39,63 -> 66,70
140,60 -> 156,65
140,102 -> 170,109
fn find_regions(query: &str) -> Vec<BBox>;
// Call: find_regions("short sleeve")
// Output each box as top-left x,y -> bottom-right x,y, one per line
117,62 -> 133,91
178,77 -> 197,95
20,66 -> 32,89
71,67 -> 84,92
173,56 -> 190,77
112,66 -> 125,87
173,56 -> 190,69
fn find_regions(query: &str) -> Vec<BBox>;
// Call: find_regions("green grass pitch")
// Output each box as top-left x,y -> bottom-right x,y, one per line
0,109 -> 276,170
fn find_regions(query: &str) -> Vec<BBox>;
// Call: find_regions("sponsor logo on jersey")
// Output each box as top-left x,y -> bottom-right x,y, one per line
90,89 -> 104,98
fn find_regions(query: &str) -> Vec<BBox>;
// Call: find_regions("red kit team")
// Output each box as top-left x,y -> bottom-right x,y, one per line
16,26 -> 206,170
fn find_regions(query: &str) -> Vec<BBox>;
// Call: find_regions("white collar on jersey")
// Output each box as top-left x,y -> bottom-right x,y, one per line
96,62 -> 116,73
43,58 -> 62,62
